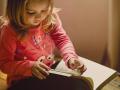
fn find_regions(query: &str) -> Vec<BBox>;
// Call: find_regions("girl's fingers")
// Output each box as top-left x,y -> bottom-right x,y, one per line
32,68 -> 46,79
68,59 -> 78,69
83,66 -> 87,72
74,60 -> 80,66
32,61 -> 50,79
77,64 -> 87,74
39,61 -> 51,71
36,65 -> 49,76
68,59 -> 87,74
69,63 -> 76,70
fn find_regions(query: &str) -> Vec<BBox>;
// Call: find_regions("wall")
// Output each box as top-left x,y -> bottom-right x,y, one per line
108,0 -> 120,71
55,0 -> 109,63
0,0 -> 6,15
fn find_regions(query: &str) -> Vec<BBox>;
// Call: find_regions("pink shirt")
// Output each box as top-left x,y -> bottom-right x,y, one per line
0,15 -> 78,86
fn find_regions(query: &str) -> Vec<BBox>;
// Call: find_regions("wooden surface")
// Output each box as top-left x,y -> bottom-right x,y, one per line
0,71 -> 7,90
0,78 -> 7,90
102,76 -> 120,90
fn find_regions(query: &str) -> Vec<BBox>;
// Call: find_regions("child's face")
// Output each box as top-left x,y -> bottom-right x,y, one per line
24,0 -> 50,27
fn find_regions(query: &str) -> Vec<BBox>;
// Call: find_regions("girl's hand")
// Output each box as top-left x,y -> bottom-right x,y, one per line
32,60 -> 51,80
67,58 -> 87,74
0,16 -> 8,28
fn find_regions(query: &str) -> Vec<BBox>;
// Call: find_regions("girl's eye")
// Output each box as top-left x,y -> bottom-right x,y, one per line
27,12 -> 36,15
41,10 -> 46,13
41,10 -> 48,14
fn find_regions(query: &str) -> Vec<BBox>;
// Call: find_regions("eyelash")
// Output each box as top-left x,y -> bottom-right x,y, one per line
27,12 -> 36,15
26,10 -> 48,17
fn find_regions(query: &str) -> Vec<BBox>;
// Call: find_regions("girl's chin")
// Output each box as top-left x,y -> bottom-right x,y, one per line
31,22 -> 40,26
29,23 -> 41,28
33,22 -> 40,26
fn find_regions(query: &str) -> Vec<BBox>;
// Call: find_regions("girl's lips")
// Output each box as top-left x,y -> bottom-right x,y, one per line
34,21 -> 40,23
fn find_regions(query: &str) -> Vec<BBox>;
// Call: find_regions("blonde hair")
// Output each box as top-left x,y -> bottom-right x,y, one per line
6,0 -> 59,39
41,7 -> 60,32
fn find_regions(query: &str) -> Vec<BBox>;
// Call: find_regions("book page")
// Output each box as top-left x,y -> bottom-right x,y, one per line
49,69 -> 72,77
55,57 -> 117,90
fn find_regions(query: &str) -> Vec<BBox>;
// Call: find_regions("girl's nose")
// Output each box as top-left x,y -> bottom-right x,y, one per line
35,14 -> 41,19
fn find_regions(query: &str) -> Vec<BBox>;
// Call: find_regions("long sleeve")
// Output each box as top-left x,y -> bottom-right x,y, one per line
50,14 -> 78,64
0,27 -> 34,77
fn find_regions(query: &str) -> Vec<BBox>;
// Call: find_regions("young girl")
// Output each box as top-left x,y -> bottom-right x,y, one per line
0,0 -> 91,90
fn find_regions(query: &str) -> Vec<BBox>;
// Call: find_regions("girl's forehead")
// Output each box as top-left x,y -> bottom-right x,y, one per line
28,0 -> 49,5
26,0 -> 49,9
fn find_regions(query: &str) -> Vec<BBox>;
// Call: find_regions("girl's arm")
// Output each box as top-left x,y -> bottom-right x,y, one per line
50,13 -> 78,65
0,27 -> 35,77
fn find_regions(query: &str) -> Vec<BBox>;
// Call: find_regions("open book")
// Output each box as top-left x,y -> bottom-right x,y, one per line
49,57 -> 117,90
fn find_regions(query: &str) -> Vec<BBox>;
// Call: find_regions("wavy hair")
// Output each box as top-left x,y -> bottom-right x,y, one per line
6,0 -> 58,39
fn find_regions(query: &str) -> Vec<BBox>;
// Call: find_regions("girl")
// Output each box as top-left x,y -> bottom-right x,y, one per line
0,0 -> 91,90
